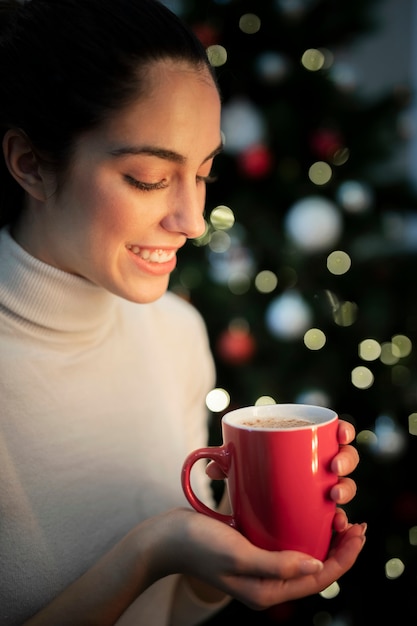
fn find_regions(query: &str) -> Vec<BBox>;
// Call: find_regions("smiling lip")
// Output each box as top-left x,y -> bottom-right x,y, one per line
126,244 -> 179,275
126,244 -> 177,264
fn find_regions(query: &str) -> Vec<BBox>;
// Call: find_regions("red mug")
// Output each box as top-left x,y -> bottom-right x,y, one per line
181,403 -> 339,560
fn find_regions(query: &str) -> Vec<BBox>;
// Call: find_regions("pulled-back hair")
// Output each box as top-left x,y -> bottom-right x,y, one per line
0,0 -> 217,227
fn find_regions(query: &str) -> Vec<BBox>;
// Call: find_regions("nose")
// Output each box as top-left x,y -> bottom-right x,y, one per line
161,182 -> 207,239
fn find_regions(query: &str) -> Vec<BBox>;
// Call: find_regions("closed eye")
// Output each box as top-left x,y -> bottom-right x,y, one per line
124,174 -> 168,191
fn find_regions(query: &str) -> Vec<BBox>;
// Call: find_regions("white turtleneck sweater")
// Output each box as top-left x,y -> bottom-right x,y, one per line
0,227 -> 228,625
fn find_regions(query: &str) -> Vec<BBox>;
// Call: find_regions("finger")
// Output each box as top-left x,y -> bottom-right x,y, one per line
331,444 -> 360,475
277,524 -> 366,602
332,507 -> 351,532
337,420 -> 356,445
205,460 -> 226,480
225,524 -> 366,610
330,476 -> 357,504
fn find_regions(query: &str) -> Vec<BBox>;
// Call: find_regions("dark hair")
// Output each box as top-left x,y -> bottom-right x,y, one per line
0,0 -> 217,227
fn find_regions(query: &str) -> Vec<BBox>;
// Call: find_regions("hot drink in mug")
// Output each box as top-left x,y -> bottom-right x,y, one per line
181,403 -> 339,560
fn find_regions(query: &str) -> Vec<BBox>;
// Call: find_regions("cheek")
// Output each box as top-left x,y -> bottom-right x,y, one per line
74,177 -> 131,232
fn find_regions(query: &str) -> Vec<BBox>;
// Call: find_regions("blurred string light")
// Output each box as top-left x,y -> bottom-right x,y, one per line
408,413 -> 417,435
327,250 -> 351,275
351,365 -> 374,390
239,13 -> 261,34
356,335 -> 412,368
285,196 -> 342,252
206,387 -> 230,413
255,396 -> 276,406
206,44 -> 228,67
323,290 -> 358,327
385,558 -> 405,580
301,48 -> 326,71
210,205 -> 235,230
319,581 -> 340,599
254,270 -> 278,294
308,161 -> 332,185
409,526 -> 417,543
331,147 -> 350,166
304,328 -> 326,350
359,339 -> 381,361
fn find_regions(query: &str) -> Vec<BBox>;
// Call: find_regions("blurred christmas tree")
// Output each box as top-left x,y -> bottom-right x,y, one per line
167,0 -> 417,623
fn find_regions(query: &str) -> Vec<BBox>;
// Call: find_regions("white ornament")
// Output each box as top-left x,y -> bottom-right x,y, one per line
265,290 -> 312,339
221,97 -> 265,154
285,195 -> 342,252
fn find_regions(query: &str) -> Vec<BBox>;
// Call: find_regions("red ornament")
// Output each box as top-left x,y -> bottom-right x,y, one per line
192,22 -> 220,47
216,327 -> 256,365
310,128 -> 343,160
238,144 -> 273,178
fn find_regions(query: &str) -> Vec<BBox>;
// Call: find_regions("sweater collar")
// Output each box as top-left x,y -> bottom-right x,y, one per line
0,227 -> 117,333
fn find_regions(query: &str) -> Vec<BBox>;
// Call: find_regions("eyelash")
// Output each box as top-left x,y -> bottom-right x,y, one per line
124,174 -> 218,192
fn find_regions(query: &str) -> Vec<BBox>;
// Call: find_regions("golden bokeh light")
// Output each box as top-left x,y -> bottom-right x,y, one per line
409,526 -> 417,545
356,429 -> 378,446
359,339 -> 381,361
408,413 -> 417,435
255,396 -> 276,406
351,366 -> 374,389
327,250 -> 351,275
254,270 -> 278,293
301,48 -> 325,71
239,13 -> 261,34
333,300 -> 358,327
319,581 -> 340,599
206,388 -> 230,412
392,334 -> 412,357
304,328 -> 326,350
380,342 -> 400,365
206,44 -> 228,67
385,558 -> 405,580
308,161 -> 332,185
210,205 -> 235,230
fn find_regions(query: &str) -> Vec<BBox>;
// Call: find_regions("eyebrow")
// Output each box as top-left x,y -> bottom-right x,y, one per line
109,142 -> 223,165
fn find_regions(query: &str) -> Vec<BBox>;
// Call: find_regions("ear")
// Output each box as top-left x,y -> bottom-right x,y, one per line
2,128 -> 48,202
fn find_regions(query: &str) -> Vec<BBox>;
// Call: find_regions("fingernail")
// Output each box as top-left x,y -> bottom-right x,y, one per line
333,458 -> 342,475
360,522 -> 367,536
300,559 -> 324,574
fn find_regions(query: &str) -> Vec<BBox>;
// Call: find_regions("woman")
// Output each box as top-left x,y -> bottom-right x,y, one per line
0,1 -> 366,624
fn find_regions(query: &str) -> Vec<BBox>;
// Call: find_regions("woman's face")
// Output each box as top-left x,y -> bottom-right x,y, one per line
19,60 -> 222,304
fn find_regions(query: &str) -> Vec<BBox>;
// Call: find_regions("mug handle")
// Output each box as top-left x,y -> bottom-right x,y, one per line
181,445 -> 236,527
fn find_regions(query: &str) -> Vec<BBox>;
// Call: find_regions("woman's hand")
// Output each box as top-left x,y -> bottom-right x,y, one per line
164,508 -> 366,611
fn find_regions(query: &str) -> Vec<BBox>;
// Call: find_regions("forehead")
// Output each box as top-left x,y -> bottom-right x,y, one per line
89,60 -> 222,157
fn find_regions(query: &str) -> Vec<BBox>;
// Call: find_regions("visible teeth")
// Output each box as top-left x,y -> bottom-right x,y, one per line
127,245 -> 175,263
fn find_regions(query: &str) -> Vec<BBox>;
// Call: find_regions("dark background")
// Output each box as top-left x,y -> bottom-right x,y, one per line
167,1 -> 417,623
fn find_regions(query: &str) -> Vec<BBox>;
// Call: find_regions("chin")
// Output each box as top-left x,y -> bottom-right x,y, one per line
117,279 -> 170,304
